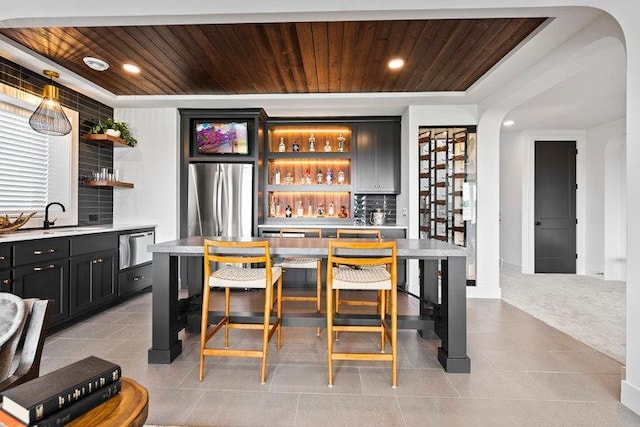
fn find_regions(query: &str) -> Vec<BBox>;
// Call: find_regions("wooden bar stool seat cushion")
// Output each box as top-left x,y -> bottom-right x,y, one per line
277,257 -> 319,269
331,267 -> 391,290
209,266 -> 282,289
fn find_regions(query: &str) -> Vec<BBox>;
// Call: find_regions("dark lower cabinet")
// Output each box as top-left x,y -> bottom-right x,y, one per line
13,259 -> 69,326
69,250 -> 117,316
6,228 -> 153,330
1,269 -> 11,293
118,263 -> 153,297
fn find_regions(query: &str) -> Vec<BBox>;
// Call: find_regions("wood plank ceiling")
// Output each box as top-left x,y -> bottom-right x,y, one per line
0,18 -> 546,96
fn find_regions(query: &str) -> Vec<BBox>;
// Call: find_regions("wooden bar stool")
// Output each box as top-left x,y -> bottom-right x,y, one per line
276,228 -> 322,334
326,239 -> 398,387
199,239 -> 283,384
334,229 -> 382,314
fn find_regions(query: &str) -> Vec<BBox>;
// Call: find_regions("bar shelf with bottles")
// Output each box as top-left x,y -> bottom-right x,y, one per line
265,123 -> 353,222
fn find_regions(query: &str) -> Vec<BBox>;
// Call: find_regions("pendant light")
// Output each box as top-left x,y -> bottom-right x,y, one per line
28,70 -> 72,136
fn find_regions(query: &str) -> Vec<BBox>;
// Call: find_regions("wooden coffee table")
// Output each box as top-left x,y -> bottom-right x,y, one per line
68,377 -> 148,427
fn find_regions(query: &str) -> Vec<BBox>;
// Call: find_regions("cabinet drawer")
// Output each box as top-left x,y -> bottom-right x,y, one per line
0,269 -> 10,293
118,263 -> 152,296
13,238 -> 69,266
0,244 -> 10,269
71,233 -> 117,256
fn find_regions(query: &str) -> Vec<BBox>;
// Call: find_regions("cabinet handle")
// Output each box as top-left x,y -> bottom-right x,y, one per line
132,275 -> 144,281
92,258 -> 104,264
33,249 -> 55,255
2,279 -> 9,285
33,264 -> 55,271
0,255 -> 5,260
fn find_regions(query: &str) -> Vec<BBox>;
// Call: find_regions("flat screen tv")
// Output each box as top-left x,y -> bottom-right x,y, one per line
195,121 -> 249,154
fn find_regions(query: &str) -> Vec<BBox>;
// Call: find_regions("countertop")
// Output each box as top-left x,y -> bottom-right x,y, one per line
0,224 -> 156,243
149,236 -> 469,258
258,224 -> 407,230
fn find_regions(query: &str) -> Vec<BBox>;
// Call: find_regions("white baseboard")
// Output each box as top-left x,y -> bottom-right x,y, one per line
585,268 -> 604,278
467,286 -> 502,299
500,261 -> 521,273
621,380 -> 640,416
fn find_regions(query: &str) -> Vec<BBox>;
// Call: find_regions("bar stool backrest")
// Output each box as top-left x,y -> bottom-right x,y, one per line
336,229 -> 381,240
203,239 -> 272,275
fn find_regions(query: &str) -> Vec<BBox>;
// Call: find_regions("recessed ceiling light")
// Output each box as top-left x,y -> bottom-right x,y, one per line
83,57 -> 109,71
503,120 -> 515,126
123,63 -> 141,74
388,58 -> 405,70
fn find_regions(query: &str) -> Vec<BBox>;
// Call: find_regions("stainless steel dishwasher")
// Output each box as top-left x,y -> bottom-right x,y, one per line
119,230 -> 155,270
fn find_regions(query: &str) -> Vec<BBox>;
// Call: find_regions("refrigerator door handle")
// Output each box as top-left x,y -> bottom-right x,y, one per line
212,168 -> 220,237
216,169 -> 224,236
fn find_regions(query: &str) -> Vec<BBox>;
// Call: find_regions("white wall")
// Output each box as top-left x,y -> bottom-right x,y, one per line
402,105 -> 478,296
499,131 -> 523,270
584,119 -> 626,275
604,134 -> 626,280
113,108 -> 180,244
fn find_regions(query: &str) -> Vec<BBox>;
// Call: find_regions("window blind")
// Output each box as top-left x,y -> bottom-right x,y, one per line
0,107 -> 49,215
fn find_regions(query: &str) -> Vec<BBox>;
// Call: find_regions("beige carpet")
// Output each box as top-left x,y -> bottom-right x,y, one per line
500,271 -> 626,364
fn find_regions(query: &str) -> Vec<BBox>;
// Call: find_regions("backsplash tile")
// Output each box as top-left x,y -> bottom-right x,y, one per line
0,56 -> 115,225
353,194 -> 397,225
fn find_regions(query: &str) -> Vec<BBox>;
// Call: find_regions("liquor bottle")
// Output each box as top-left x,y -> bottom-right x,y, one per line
292,141 -> 300,152
328,202 -> 335,216
316,170 -> 323,184
296,201 -> 304,217
269,197 -> 276,217
337,133 -> 345,152
326,170 -> 333,185
278,137 -> 285,152
304,168 -> 312,185
324,140 -> 332,152
284,172 -> 294,185
285,205 -> 292,218
307,203 -> 313,216
337,170 -> 345,184
274,168 -> 281,185
276,202 -> 281,217
309,134 -> 316,152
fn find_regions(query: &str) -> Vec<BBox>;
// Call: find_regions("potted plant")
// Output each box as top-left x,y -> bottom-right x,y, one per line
89,118 -> 138,147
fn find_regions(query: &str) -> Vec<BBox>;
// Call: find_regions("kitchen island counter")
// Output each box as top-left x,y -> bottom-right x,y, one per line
148,236 -> 470,373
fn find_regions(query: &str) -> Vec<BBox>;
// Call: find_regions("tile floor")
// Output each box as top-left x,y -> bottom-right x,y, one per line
40,290 -> 640,427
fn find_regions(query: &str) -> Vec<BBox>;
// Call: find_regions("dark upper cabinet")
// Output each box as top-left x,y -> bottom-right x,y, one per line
13,259 -> 69,326
355,121 -> 400,194
69,250 -> 117,316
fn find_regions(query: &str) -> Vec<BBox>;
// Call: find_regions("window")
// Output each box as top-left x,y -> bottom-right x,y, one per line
0,88 -> 78,229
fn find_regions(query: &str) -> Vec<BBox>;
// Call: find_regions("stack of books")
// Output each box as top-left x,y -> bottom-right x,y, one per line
0,356 -> 122,427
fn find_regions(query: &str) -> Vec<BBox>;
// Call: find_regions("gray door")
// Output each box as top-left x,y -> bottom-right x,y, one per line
534,141 -> 576,273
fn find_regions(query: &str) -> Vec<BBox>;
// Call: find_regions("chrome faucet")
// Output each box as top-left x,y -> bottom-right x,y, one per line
44,202 -> 65,229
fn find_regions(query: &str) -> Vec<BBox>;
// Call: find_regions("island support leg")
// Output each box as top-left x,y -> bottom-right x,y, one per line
418,259 -> 439,339
437,256 -> 470,373
148,253 -> 183,363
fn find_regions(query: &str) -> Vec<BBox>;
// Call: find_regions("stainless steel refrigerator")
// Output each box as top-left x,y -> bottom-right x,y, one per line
187,163 -> 253,238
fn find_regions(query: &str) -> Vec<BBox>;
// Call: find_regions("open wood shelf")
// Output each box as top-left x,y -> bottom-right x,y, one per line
83,180 -> 134,188
83,133 -> 131,148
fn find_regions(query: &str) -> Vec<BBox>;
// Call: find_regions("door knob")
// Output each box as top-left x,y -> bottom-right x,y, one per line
535,221 -> 542,226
